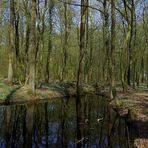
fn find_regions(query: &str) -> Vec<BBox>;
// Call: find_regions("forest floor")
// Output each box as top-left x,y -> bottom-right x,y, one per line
120,91 -> 148,148
114,87 -> 148,148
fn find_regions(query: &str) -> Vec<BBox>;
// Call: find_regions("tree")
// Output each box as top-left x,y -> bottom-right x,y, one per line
62,1 -> 68,80
77,0 -> 88,94
8,0 -> 15,83
108,0 -> 116,99
45,0 -> 54,82
102,0 -> 110,81
27,0 -> 37,92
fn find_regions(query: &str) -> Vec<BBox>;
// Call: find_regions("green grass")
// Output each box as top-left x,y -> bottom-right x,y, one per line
36,91 -> 49,98
0,93 -> 6,100
0,81 -> 17,100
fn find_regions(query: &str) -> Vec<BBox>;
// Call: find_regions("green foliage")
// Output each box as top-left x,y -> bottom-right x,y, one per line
0,0 -> 147,90
35,91 -> 49,98
0,81 -> 15,100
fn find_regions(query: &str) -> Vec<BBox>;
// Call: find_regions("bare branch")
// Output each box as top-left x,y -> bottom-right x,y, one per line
57,0 -> 103,13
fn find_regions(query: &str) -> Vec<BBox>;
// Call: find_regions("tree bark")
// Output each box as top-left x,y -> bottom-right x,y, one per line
110,0 -> 116,99
8,0 -> 15,83
62,2 -> 68,80
28,0 -> 36,92
45,0 -> 54,83
77,0 -> 87,94
102,0 -> 110,82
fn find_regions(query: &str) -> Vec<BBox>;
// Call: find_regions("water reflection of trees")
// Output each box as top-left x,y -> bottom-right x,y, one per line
0,96 -> 134,147
75,95 -> 133,148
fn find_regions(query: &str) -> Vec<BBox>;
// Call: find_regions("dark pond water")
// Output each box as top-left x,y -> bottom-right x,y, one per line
0,95 -> 135,148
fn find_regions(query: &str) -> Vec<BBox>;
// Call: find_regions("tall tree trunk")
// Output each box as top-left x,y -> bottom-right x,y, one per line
84,0 -> 89,83
22,1 -> 31,84
127,0 -> 135,86
88,15 -> 93,83
77,0 -> 87,94
14,4 -> 20,59
121,0 -> 136,86
110,0 -> 116,99
62,2 -> 68,80
28,0 -> 36,92
102,0 -> 110,82
14,1 -> 20,81
8,0 -> 15,83
45,0 -> 54,83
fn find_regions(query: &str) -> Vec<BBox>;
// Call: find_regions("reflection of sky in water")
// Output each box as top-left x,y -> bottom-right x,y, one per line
48,123 -> 60,144
0,138 -> 5,148
0,96 -> 136,147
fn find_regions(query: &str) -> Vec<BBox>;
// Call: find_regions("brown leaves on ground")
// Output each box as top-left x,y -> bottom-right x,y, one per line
118,91 -> 148,148
118,91 -> 148,121
134,139 -> 148,148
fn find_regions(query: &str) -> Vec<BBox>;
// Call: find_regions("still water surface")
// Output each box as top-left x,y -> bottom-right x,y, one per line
0,95 -> 134,148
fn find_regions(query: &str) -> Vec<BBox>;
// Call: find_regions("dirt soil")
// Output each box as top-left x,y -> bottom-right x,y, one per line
117,91 -> 148,148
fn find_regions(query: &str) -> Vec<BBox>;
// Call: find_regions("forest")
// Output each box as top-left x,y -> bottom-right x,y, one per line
0,0 -> 148,147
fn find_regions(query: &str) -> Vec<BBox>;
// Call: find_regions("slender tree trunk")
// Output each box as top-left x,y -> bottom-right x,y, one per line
23,1 -> 31,84
103,0 -> 110,82
84,0 -> 89,83
110,0 -> 116,99
77,0 -> 87,94
14,7 -> 20,59
28,0 -> 36,92
45,0 -> 54,83
62,2 -> 68,80
8,0 -> 15,83
14,1 -> 20,81
88,15 -> 93,83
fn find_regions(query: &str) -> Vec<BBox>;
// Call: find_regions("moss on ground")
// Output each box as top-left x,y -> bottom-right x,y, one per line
0,81 -> 18,100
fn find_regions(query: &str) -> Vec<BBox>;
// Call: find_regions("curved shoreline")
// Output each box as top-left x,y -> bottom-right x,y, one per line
0,81 -> 97,105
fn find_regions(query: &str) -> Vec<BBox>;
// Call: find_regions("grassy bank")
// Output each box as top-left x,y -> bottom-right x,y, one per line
0,80 -> 19,102
0,80 -> 96,104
